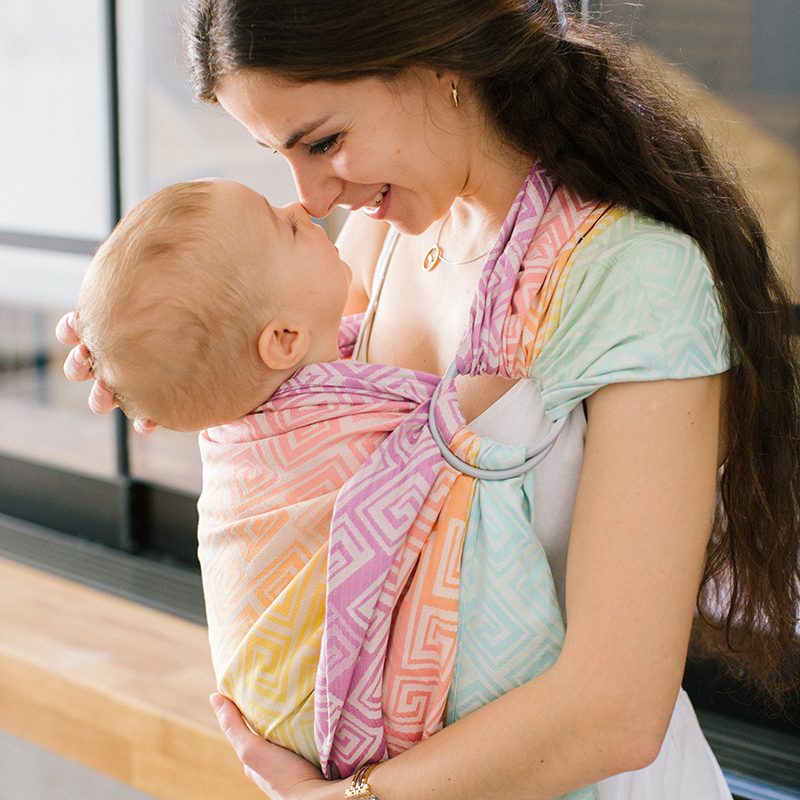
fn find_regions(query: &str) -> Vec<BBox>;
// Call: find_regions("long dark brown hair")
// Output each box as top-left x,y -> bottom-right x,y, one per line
184,0 -> 800,692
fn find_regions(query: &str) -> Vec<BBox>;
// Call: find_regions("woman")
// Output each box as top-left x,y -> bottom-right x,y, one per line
59,0 -> 800,798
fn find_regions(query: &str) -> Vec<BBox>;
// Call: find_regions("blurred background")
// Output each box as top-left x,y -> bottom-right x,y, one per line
0,0 -> 797,573
0,1 -> 797,797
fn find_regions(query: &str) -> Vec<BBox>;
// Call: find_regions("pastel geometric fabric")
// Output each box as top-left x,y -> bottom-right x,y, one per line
314,168 -> 609,785
198,363 -> 432,766
531,211 -> 730,418
197,163 -> 728,798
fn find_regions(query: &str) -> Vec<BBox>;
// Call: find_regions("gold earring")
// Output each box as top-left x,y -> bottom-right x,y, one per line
451,82 -> 459,109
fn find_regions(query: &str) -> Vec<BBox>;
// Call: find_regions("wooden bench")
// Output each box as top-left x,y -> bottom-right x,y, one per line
0,557 -> 264,800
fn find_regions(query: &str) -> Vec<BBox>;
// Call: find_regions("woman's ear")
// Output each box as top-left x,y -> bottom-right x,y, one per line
432,70 -> 461,95
257,321 -> 311,371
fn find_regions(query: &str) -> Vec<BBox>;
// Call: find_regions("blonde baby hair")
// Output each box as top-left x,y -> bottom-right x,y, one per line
77,179 -> 276,431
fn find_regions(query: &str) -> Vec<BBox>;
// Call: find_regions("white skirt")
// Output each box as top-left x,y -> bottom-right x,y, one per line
598,689 -> 732,800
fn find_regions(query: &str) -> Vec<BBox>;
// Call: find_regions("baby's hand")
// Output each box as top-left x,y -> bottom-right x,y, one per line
56,312 -> 158,434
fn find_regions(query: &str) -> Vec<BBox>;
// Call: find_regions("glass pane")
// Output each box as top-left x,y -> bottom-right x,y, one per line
0,246 -> 117,480
117,0 -> 303,495
597,0 -> 800,301
0,2 -> 111,240
0,1 -> 117,480
117,0 -> 300,212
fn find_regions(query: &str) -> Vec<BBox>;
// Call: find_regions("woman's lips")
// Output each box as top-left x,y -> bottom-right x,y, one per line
361,184 -> 389,217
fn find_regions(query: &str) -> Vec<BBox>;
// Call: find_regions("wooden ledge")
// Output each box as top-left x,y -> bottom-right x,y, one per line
0,557 -> 265,800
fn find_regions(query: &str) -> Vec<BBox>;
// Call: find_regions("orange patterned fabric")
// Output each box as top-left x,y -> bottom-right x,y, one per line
198,167 -> 612,780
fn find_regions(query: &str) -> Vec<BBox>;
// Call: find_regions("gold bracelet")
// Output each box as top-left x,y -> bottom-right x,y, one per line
344,763 -> 379,800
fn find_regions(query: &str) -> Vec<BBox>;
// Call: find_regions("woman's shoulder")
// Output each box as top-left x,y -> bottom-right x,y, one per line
575,208 -> 708,276
531,208 -> 730,418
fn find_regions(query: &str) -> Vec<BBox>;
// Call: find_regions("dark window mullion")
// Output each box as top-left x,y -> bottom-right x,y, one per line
104,0 -> 140,554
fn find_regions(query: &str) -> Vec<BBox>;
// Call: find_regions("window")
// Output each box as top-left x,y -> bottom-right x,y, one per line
0,0 -> 300,622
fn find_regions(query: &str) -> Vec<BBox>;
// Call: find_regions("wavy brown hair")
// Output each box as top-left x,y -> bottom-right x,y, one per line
183,0 -> 800,692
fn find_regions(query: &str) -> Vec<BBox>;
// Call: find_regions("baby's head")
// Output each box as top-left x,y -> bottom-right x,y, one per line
77,178 -> 351,431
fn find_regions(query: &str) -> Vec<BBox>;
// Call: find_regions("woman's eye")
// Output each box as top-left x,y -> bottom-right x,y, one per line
308,133 -> 340,156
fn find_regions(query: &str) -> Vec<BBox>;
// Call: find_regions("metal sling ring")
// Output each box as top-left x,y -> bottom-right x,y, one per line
427,362 -> 568,481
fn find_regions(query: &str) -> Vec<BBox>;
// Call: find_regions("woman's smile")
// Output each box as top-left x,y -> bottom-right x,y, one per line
215,69 -> 473,233
361,184 -> 389,212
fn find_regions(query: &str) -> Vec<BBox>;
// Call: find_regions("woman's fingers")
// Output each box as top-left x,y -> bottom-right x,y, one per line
210,694 -> 329,798
211,694 -> 247,749
56,312 -> 158,432
56,311 -> 159,432
55,312 -> 80,346
211,693 -> 278,793
62,343 -> 93,382
211,694 -> 273,774
58,313 -> 96,385
133,417 -> 159,435
88,378 -> 118,414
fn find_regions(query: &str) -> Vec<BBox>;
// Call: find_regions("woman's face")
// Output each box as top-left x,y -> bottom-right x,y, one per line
215,69 -> 475,235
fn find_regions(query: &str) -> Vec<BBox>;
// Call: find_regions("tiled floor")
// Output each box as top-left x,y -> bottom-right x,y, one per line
0,728 -> 157,800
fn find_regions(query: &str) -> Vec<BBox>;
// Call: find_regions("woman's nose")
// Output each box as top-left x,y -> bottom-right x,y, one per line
289,161 -> 338,219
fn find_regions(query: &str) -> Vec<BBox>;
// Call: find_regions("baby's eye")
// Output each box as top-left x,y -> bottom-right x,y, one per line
255,139 -> 279,155
286,212 -> 299,234
308,133 -> 340,156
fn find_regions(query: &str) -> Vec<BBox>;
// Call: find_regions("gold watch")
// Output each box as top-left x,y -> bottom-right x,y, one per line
345,763 -> 379,800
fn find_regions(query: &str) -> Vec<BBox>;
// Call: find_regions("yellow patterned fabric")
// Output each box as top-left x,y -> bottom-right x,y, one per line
198,390 -> 417,765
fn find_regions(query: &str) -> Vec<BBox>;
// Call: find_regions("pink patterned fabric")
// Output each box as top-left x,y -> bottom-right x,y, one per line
315,166 -> 609,776
199,164 -> 610,780
198,361 -> 443,766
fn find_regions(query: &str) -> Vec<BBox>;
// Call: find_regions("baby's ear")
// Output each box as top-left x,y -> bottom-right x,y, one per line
257,321 -> 311,371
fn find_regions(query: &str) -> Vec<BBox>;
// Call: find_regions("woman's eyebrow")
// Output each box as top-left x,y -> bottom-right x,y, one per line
282,118 -> 330,149
254,117 -> 332,151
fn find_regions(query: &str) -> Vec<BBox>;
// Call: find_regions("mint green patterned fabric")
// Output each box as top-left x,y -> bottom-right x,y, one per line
446,439 -> 561,721
446,211 -> 729,800
532,211 -> 730,419
445,437 -> 599,800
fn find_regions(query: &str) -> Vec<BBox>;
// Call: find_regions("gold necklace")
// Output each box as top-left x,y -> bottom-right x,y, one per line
423,211 -> 493,272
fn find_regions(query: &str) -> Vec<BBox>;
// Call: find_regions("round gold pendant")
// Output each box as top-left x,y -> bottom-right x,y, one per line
423,246 -> 440,272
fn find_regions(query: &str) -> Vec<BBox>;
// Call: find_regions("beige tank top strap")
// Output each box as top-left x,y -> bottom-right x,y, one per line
352,227 -> 401,362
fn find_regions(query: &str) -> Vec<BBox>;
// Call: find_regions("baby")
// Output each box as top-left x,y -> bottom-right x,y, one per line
70,177 -> 571,777
76,178 -> 351,432
77,176 -> 464,773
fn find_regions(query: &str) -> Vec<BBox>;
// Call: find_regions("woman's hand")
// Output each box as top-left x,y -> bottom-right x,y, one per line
55,312 -> 157,434
210,694 -> 338,800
